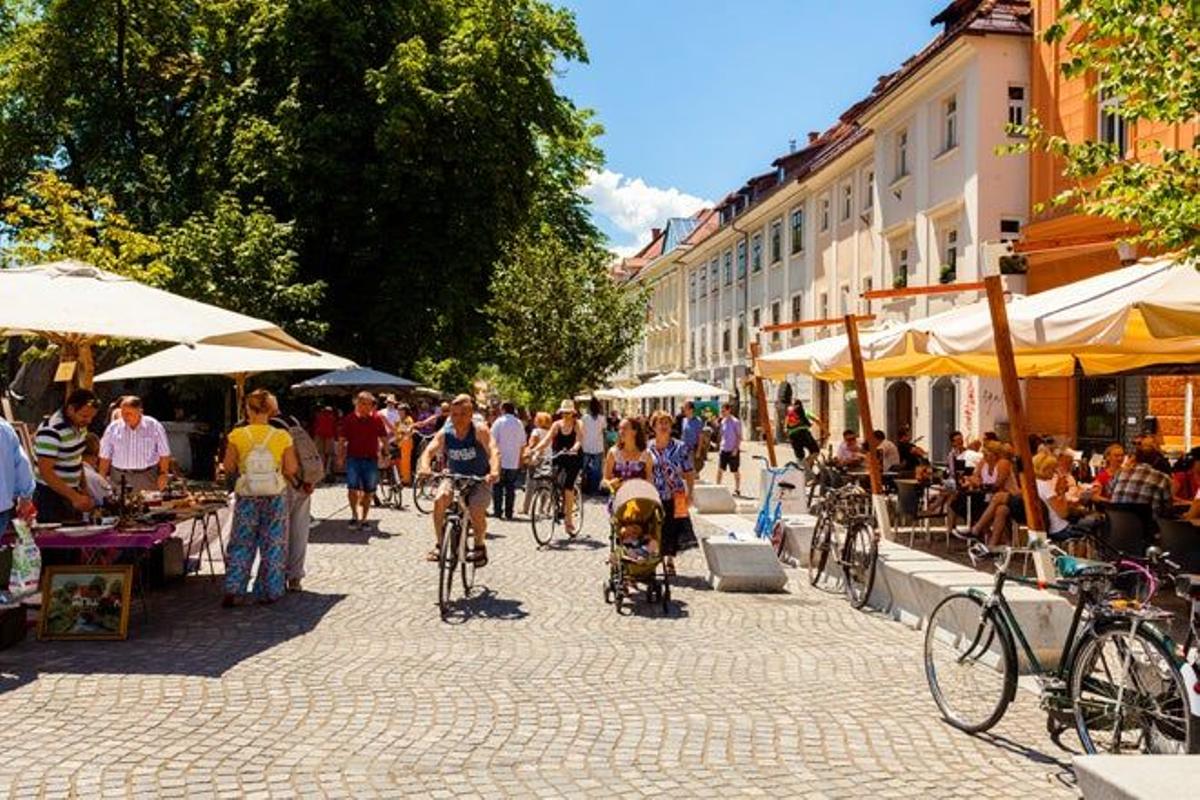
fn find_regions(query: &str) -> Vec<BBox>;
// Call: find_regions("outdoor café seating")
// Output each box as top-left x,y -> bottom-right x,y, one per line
1102,503 -> 1156,557
1156,517 -> 1200,574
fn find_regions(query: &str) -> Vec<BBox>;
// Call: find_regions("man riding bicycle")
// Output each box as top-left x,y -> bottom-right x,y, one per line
418,395 -> 500,566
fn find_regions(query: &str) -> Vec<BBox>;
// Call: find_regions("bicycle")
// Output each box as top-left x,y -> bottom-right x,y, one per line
374,446 -> 406,510
433,472 -> 489,617
806,482 -> 878,609
411,432 -> 440,514
924,541 -> 1197,754
528,452 -> 584,547
750,455 -> 801,561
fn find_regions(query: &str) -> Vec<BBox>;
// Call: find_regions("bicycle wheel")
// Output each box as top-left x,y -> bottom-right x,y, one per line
807,512 -> 834,587
924,592 -> 1017,733
770,518 -> 789,561
460,530 -> 476,597
529,486 -> 556,546
438,520 -> 459,615
842,521 -> 878,609
566,480 -> 584,538
412,476 -> 432,514
1070,622 -> 1197,755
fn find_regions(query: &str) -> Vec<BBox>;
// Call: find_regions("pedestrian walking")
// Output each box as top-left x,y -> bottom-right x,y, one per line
679,401 -> 705,473
581,398 -> 606,494
222,389 -> 298,606
648,410 -> 696,576
337,391 -> 390,529
311,405 -> 340,478
490,401 -> 526,520
715,402 -> 744,497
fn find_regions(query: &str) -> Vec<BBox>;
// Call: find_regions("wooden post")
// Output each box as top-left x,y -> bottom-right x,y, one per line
234,374 -> 248,421
984,276 -> 1044,536
749,340 -> 778,467
844,315 -> 883,497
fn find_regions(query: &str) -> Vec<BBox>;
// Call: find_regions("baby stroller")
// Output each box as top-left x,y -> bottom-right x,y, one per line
603,479 -> 671,614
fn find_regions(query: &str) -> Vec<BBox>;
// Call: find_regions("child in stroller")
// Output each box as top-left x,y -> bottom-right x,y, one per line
604,479 -> 671,612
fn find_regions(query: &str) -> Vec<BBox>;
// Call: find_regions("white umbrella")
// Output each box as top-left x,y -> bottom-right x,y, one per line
628,377 -> 730,399
593,387 -> 630,401
94,344 -> 354,383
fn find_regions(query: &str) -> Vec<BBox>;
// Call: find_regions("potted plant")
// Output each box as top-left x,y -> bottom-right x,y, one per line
939,264 -> 956,284
999,254 -> 1028,275
892,272 -> 907,289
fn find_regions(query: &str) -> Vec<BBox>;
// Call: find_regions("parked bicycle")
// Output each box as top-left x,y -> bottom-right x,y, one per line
433,472 -> 489,617
806,482 -> 879,609
749,455 -> 801,561
924,541 -> 1197,754
528,452 -> 584,546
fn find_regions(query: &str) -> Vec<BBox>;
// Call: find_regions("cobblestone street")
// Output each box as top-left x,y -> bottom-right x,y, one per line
0,488 -> 1080,798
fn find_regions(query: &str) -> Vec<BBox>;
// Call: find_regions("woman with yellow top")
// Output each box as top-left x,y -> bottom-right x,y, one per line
222,389 -> 299,607
394,403 -> 416,485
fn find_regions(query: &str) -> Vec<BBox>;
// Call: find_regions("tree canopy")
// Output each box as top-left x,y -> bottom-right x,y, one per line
1026,0 -> 1200,259
0,0 -> 619,391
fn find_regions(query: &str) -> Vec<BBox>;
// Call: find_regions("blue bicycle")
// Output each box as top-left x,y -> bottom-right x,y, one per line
752,455 -> 802,561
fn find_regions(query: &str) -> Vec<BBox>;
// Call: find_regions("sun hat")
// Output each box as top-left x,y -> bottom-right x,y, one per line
558,399 -> 577,415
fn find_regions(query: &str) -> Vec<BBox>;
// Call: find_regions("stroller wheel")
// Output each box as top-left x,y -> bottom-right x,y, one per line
603,582 -> 613,605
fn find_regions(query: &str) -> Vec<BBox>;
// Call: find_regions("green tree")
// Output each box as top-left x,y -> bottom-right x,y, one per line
487,232 -> 645,408
1021,1 -> 1200,258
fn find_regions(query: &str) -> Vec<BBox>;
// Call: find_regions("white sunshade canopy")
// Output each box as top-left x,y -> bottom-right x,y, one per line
628,377 -> 730,399
94,344 -> 355,383
0,260 -> 313,352
593,387 -> 630,401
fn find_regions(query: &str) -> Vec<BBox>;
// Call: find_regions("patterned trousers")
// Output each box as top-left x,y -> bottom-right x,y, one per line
225,495 -> 288,601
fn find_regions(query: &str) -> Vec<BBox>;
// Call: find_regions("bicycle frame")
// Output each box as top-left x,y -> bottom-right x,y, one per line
754,458 -> 799,539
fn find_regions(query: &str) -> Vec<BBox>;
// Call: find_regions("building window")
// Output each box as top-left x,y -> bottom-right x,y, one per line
701,325 -> 708,364
1007,85 -> 1027,131
893,246 -> 909,289
770,301 -> 781,343
736,314 -> 746,352
1000,218 -> 1022,243
941,228 -> 958,284
895,128 -> 909,180
820,196 -> 830,232
863,171 -> 874,210
751,306 -> 761,331
1098,85 -> 1128,155
860,276 -> 874,314
736,240 -> 747,279
790,208 -> 805,254
689,270 -> 697,301
839,284 -> 851,316
722,324 -> 730,355
769,220 -> 782,263
942,95 -> 958,152
723,250 -> 733,285
841,183 -> 853,221
710,258 -> 719,293
790,293 -> 804,339
751,234 -> 763,273
818,292 -> 829,322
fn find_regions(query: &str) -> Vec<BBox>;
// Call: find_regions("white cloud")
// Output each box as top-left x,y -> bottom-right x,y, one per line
582,169 -> 711,254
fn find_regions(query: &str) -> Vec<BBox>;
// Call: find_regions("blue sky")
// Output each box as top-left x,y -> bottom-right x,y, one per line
556,0 -> 950,255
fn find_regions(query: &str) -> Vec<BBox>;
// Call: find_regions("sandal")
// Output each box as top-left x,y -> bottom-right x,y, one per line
425,548 -> 440,562
466,546 -> 488,567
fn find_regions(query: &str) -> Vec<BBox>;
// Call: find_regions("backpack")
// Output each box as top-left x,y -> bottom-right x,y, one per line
236,428 -> 286,497
284,418 -> 326,485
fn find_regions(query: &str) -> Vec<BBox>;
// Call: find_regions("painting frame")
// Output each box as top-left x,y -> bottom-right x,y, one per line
38,565 -> 134,641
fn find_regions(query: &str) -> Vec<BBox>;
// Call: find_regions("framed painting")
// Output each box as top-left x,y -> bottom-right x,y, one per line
38,565 -> 133,641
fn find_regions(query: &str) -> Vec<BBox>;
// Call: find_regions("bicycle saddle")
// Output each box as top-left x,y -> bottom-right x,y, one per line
778,481 -> 797,491
1054,554 -> 1116,580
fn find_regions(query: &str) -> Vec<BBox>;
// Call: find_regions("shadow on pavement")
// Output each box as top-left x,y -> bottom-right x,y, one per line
308,519 -> 394,544
543,536 -> 606,552
968,728 -> 1076,779
0,578 -> 345,685
440,586 -> 529,625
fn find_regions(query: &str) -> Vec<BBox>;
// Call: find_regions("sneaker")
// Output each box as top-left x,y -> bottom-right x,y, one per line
348,519 -> 359,530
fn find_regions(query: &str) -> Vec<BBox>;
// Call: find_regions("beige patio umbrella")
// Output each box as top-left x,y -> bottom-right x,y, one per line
628,375 -> 731,399
94,344 -> 355,409
0,260 -> 316,388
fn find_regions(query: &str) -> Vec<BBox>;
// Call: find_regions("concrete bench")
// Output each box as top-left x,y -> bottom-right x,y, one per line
1075,755 -> 1200,799
700,537 -> 788,593
692,483 -> 737,514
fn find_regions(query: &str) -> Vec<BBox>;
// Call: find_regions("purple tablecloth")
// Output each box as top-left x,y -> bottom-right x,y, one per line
30,523 -> 176,550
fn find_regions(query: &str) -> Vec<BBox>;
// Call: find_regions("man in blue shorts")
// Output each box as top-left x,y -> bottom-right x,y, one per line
338,392 -> 389,529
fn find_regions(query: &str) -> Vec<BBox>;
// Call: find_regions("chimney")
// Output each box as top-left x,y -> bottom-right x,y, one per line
788,138 -> 797,154
651,227 -> 662,241
808,131 -> 820,144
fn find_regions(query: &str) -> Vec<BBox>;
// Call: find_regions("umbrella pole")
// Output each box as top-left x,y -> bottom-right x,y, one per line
844,315 -> 892,541
984,276 -> 1048,576
1185,379 -> 1194,452
234,374 -> 247,420
749,341 -> 778,467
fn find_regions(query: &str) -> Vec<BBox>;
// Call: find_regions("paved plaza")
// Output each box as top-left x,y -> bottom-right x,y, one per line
0,487 -> 1081,798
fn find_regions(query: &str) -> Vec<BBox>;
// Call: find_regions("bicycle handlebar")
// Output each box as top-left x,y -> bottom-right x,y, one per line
752,455 -> 801,472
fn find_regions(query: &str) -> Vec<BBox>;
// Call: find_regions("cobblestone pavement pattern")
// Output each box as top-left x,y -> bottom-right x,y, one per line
0,487 -> 1080,798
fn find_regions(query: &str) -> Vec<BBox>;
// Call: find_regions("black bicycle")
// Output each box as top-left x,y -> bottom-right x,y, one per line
374,446 -> 405,510
435,473 -> 488,617
924,541 -> 1196,754
806,482 -> 878,609
528,452 -> 584,546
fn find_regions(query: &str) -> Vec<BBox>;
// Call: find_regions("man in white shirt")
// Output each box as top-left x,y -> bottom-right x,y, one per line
580,398 -> 606,494
835,430 -> 864,468
99,395 -> 172,493
871,430 -> 901,472
381,396 -> 401,434
489,402 -> 527,520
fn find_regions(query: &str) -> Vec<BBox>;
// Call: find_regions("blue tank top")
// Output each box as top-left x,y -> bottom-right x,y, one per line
443,422 -> 489,477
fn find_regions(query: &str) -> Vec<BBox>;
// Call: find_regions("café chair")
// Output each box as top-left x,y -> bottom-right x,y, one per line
895,480 -> 947,549
1102,505 -> 1153,558
1156,517 -> 1200,573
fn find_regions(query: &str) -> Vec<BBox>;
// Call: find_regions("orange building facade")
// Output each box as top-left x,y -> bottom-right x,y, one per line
1020,0 -> 1199,452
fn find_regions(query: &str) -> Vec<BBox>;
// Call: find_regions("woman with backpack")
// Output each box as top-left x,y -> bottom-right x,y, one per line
222,389 -> 299,607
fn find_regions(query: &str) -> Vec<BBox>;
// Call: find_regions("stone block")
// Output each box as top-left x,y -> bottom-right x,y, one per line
1075,755 -> 1200,800
700,537 -> 788,593
758,465 -> 807,514
692,483 -> 737,514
